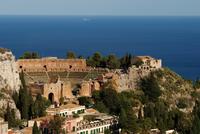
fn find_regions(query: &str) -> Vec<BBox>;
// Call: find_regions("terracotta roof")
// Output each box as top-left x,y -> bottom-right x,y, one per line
85,108 -> 99,114
31,115 -> 54,122
136,56 -> 153,60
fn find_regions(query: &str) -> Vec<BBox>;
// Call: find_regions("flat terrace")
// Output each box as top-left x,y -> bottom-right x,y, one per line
24,71 -> 103,86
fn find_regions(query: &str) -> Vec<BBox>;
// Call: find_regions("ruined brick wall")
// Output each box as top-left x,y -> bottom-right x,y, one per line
17,58 -> 87,72
92,81 -> 100,91
79,81 -> 92,97
132,56 -> 162,69
43,80 -> 62,103
63,81 -> 74,99
43,80 -> 74,103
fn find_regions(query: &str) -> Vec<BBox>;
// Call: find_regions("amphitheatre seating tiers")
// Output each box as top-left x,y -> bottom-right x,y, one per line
17,58 -> 107,73
17,58 -> 87,72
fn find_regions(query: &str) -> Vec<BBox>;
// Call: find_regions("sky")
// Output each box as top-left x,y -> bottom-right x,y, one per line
0,0 -> 200,16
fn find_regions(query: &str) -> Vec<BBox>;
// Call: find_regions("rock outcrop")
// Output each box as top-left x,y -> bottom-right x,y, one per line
0,48 -> 21,118
142,68 -> 195,113
0,48 -> 21,91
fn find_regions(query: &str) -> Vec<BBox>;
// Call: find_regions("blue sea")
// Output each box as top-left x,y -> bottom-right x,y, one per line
0,15 -> 200,80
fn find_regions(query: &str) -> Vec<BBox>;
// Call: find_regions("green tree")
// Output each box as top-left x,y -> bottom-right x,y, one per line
19,52 -> 40,59
49,115 -> 65,134
140,74 -> 161,102
93,52 -> 102,65
120,53 -> 132,70
100,88 -> 121,114
87,52 -> 102,67
191,100 -> 200,134
78,97 -> 93,108
33,94 -> 50,118
78,55 -> 84,59
104,129 -> 111,134
19,86 -> 29,119
18,72 -> 29,119
119,108 -> 128,129
66,51 -> 76,59
155,104 -> 168,132
106,54 -> 120,69
12,91 -> 20,109
194,77 -> 200,89
4,105 -> 19,128
28,91 -> 34,119
100,56 -> 107,68
125,109 -> 140,133
32,121 -> 40,134
92,90 -> 101,101
139,118 -> 152,134
144,102 -> 156,124
94,101 -> 109,113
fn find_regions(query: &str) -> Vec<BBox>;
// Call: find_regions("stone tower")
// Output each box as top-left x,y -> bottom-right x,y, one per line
43,78 -> 74,103
79,81 -> 92,97
63,81 -> 74,99
92,81 -> 100,91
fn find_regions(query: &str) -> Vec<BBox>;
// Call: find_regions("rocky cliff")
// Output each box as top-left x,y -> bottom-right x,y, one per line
140,68 -> 195,113
0,48 -> 21,91
0,48 -> 21,118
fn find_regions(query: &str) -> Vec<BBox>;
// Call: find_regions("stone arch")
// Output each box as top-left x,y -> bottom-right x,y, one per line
43,65 -> 47,71
48,93 -> 54,103
69,65 -> 72,69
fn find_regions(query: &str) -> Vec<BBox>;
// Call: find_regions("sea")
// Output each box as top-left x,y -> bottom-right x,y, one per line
0,15 -> 200,80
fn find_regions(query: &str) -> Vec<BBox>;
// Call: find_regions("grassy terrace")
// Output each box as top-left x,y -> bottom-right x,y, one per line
24,71 -> 103,85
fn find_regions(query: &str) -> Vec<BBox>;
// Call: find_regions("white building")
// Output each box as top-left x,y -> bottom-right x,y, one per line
132,56 -> 162,69
166,130 -> 178,134
0,118 -> 8,134
46,103 -> 85,117
76,114 -> 118,134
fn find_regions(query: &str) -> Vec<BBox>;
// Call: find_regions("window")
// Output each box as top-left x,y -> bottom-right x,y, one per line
73,126 -> 75,131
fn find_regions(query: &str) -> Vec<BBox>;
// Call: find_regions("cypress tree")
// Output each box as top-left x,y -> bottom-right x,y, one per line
4,104 -> 17,128
28,91 -> 34,119
32,121 -> 40,134
12,91 -> 19,109
66,51 -> 76,59
19,71 -> 29,119
191,101 -> 200,134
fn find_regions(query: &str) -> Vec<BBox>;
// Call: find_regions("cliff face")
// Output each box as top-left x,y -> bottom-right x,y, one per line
0,48 -> 21,91
0,48 -> 21,118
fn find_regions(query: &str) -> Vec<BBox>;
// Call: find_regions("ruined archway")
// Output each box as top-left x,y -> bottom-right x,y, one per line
48,93 -> 54,103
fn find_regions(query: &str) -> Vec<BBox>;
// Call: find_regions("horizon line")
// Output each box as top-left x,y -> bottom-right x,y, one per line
0,14 -> 200,17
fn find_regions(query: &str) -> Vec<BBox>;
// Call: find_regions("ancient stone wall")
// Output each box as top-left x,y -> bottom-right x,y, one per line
105,64 -> 160,92
79,81 -> 92,97
17,58 -> 87,72
63,81 -> 74,99
132,56 -> 162,69
43,79 -> 74,103
92,81 -> 100,91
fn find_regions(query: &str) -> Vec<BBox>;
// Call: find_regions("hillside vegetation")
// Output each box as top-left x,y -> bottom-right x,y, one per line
79,68 -> 200,133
